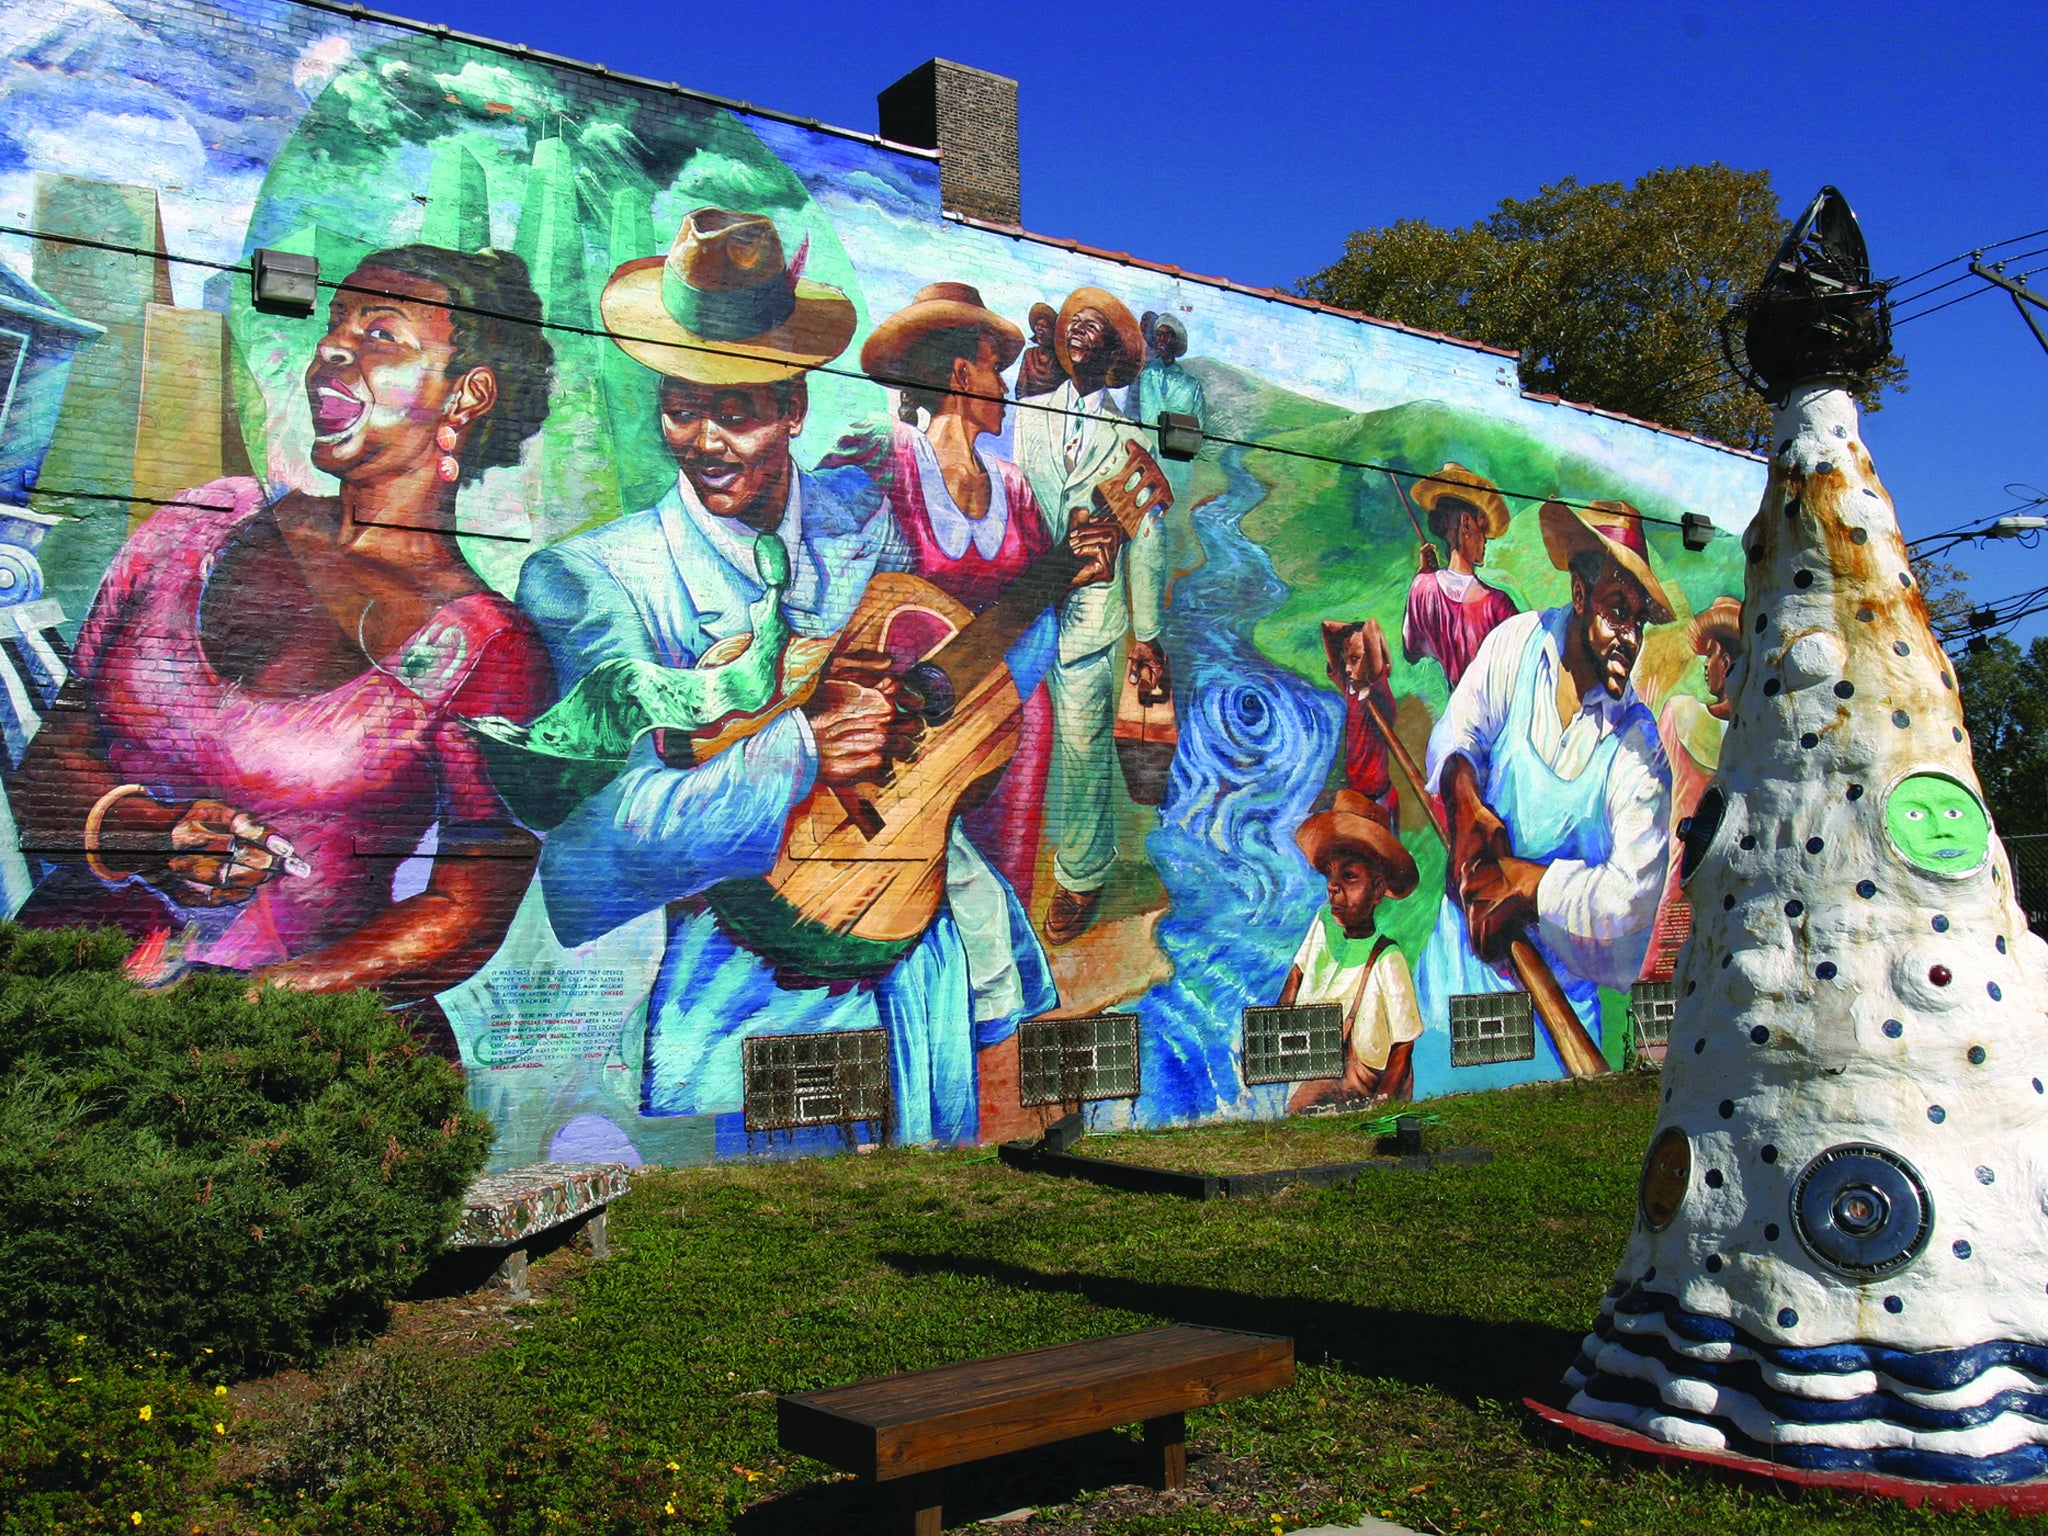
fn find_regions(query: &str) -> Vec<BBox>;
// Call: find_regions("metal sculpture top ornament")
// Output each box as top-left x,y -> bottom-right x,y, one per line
1720,185 -> 1893,399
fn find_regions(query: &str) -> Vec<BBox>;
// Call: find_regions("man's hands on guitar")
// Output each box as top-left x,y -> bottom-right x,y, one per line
1441,753 -> 1544,963
1066,514 -> 1126,588
803,650 -> 925,787
1128,638 -> 1172,706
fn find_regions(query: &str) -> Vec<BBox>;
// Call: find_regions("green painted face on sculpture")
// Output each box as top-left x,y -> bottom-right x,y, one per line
1885,772 -> 1991,876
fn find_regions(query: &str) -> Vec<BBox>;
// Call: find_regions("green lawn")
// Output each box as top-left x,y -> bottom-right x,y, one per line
192,1072 -> 2045,1533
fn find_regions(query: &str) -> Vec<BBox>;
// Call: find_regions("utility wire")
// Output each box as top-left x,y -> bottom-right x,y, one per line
0,222 -> 1725,536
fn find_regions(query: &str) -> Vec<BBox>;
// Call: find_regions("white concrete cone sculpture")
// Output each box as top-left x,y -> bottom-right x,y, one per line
1564,190 -> 2048,1484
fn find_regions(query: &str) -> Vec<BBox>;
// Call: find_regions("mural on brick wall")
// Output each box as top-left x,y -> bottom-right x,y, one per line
0,3 -> 1765,1167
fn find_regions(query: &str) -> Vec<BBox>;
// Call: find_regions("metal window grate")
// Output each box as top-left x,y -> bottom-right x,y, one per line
1241,1003 -> 1345,1084
1448,990 -> 1536,1067
1630,980 -> 1677,1050
741,1028 -> 892,1132
1018,1014 -> 1140,1106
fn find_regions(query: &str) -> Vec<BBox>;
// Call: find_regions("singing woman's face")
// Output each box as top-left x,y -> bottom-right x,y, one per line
305,266 -> 469,484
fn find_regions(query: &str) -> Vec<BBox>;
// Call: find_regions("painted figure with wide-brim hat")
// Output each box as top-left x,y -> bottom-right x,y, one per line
512,208 -> 1052,1151
853,280 -> 1081,921
1409,491 -> 1677,1073
1279,788 -> 1426,1109
1016,300 -> 1066,399
1014,283 -> 1174,946
1401,461 -> 1521,690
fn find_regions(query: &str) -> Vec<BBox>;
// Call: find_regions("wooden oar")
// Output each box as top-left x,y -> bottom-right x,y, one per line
1348,671 -> 1609,1080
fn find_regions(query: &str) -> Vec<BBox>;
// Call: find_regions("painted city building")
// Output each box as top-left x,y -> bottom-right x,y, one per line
0,0 -> 1767,1168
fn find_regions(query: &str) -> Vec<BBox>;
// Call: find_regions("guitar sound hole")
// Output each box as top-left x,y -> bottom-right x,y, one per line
900,661 -> 957,725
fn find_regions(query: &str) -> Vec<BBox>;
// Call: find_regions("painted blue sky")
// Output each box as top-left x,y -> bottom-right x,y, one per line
388,0 -> 2048,638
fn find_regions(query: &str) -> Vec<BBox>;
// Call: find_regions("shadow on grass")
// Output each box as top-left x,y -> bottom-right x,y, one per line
734,1428 -> 1154,1534
874,1250 -> 1582,1405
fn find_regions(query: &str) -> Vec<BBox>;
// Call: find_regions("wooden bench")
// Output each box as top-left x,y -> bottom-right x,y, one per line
777,1325 -> 1294,1533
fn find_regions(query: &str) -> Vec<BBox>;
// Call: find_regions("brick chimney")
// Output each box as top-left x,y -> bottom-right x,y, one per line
877,59 -> 1020,226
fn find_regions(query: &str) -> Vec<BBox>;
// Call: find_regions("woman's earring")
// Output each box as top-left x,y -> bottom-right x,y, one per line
437,454 -> 461,483
435,423 -> 459,452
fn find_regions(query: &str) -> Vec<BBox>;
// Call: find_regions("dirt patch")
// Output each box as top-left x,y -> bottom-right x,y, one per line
734,1434 -> 1342,1534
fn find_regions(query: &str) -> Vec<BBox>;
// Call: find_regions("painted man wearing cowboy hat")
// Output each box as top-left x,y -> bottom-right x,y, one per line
1402,463 -> 1521,691
518,209 -> 1002,1147
1013,285 -> 1173,945
1407,499 -> 1677,1066
1279,789 -> 1424,1110
1134,310 -> 1206,504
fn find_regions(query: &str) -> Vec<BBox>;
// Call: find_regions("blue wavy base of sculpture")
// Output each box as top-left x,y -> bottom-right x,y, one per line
1564,1289 -> 2048,1485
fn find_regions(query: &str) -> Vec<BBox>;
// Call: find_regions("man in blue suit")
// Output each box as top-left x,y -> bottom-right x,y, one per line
517,208 -> 1054,1147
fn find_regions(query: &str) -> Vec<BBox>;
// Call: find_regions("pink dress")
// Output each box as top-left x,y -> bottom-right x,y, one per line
1402,568 -> 1518,690
882,423 -> 1054,904
23,477 -> 551,972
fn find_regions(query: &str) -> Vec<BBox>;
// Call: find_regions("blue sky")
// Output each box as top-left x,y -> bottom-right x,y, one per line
394,0 -> 2047,634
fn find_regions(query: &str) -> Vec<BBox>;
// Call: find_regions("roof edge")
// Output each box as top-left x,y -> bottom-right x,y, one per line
284,0 -> 941,158
949,212 -> 1765,464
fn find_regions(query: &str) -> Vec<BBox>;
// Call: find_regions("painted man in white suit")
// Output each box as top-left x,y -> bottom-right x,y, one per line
1014,286 -> 1172,944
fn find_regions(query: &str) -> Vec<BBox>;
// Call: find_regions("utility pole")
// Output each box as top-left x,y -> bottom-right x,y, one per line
1970,260 -> 2048,358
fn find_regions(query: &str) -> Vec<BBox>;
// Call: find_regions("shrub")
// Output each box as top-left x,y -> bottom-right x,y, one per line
0,926 -> 493,1374
0,1343 -> 221,1532
263,1347 -> 510,1499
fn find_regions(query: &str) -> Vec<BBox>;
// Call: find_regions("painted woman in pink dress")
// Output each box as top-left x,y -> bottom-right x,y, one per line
8,246 -> 556,1034
1401,463 -> 1520,690
855,282 -> 1070,904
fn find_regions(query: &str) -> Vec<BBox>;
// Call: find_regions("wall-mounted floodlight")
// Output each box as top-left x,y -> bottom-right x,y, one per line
252,249 -> 319,316
1155,412 -> 1202,462
1681,511 -> 1714,552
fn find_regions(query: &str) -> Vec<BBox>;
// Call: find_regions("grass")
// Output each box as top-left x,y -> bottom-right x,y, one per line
135,1071 -> 2048,1532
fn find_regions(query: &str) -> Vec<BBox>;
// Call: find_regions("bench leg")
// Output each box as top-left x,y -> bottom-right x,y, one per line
894,1470 -> 943,1536
489,1246 -> 530,1303
584,1208 -> 609,1260
1144,1411 -> 1188,1490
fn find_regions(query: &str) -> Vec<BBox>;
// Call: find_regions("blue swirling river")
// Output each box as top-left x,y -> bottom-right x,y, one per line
1125,448 -> 1343,1125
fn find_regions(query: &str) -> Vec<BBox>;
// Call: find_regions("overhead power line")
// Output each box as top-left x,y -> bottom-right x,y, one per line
0,222 -> 1729,537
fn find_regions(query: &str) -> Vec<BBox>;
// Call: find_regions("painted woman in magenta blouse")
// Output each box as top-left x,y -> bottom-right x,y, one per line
8,246 -> 556,1019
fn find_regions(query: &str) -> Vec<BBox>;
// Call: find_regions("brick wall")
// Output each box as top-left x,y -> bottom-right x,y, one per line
878,58 -> 1022,225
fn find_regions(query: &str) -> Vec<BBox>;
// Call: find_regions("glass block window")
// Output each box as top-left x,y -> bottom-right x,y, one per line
1630,980 -> 1677,1049
1241,1003 -> 1344,1084
1018,1014 -> 1140,1107
1448,990 -> 1536,1067
741,1028 -> 891,1132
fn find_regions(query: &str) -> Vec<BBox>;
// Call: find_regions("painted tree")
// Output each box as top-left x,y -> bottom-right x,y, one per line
1565,190 -> 2048,1483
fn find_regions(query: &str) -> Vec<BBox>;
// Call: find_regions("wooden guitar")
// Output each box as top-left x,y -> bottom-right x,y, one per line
757,438 -> 1174,957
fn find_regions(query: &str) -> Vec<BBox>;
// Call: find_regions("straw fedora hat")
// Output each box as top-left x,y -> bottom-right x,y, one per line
600,207 -> 856,385
1054,286 -> 1144,388
860,282 -> 1024,386
1409,463 -> 1510,539
1295,789 -> 1418,897
1539,498 -> 1675,625
1688,595 -> 1744,655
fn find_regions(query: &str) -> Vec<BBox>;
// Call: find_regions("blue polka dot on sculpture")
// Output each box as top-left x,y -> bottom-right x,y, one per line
1761,1145 -> 1778,1163
1806,836 -> 1825,853
1978,1166 -> 1996,1185
1751,1025 -> 1770,1044
1990,982 -> 2003,1001
1786,899 -> 1804,917
1834,680 -> 1854,698
1857,880 -> 1877,898
1817,961 -> 1837,980
1719,1099 -> 1734,1118
1933,915 -> 1949,932
1706,1254 -> 1723,1272
1801,732 -> 1820,748
1705,1169 -> 1724,1188
1779,1308 -> 1799,1327
1969,1045 -> 1986,1064
1956,1240 -> 1974,1259
1893,710 -> 1911,728
1883,1019 -> 1903,1038
1885,1296 -> 1904,1314
1930,1105 -> 1947,1123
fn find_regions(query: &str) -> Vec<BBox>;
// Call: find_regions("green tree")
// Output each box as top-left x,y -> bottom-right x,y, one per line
1958,634 -> 2048,841
1299,165 -> 1905,452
